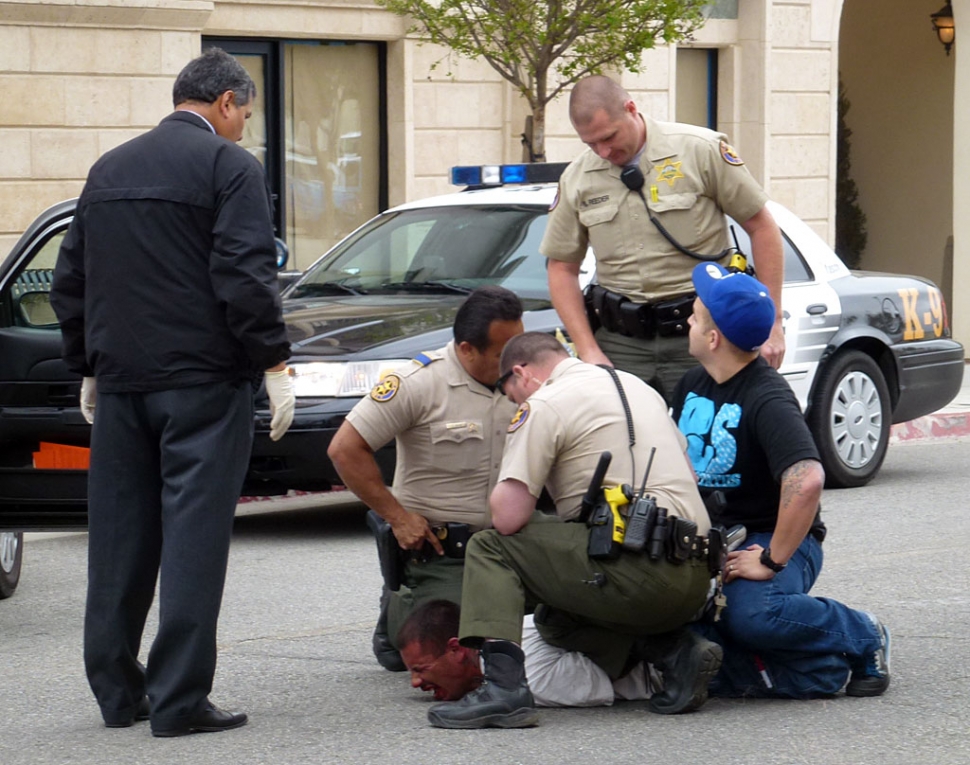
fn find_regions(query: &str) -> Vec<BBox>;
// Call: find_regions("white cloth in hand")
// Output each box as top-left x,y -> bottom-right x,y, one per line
264,368 -> 295,441
80,377 -> 96,424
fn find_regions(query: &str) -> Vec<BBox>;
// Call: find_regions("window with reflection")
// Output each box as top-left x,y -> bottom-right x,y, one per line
204,38 -> 385,272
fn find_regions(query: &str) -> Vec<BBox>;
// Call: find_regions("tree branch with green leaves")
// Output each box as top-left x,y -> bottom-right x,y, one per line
380,0 -> 710,159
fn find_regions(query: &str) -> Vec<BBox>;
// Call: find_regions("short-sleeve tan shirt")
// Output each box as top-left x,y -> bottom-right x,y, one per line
346,342 -> 516,530
540,116 -> 768,302
499,357 -> 710,531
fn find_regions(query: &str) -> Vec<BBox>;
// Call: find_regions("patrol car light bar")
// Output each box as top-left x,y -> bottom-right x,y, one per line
450,162 -> 569,187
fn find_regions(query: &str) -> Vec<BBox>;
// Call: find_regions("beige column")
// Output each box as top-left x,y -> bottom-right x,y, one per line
735,0 -> 770,187
386,39 -> 415,207
952,0 -> 970,352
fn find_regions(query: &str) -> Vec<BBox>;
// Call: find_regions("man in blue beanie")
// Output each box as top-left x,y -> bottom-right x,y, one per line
670,263 -> 891,699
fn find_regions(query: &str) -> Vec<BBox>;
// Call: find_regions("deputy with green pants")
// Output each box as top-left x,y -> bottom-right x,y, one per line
328,286 -> 523,672
426,332 -> 722,730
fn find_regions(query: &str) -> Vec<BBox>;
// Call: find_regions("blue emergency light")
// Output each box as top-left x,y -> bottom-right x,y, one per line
450,162 -> 569,187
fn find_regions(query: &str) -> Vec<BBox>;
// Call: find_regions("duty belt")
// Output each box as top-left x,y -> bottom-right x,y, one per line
586,285 -> 694,340
407,522 -> 474,562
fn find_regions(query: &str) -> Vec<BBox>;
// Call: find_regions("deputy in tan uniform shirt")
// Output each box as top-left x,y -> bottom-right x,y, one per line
542,75 -> 785,403
500,354 -> 708,530
328,285 -> 523,670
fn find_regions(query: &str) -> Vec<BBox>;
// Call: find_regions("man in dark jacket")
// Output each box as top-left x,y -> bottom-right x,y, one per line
51,47 -> 294,738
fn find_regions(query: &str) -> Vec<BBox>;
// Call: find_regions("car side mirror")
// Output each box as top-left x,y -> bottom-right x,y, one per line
277,270 -> 302,293
17,290 -> 59,328
275,237 -> 289,270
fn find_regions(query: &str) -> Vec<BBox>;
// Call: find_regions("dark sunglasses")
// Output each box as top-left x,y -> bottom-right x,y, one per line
495,363 -> 526,395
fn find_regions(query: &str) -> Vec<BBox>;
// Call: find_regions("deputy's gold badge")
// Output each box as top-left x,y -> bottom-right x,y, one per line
654,159 -> 685,187
370,374 -> 401,402
508,402 -> 530,433
719,140 -> 744,165
653,159 -> 684,188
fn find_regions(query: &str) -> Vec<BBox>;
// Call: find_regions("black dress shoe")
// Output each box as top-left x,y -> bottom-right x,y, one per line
151,703 -> 248,738
103,696 -> 150,728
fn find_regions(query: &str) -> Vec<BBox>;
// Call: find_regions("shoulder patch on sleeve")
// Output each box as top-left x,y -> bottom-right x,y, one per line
508,402 -> 530,433
370,374 -> 401,402
549,185 -> 560,211
719,140 -> 744,166
412,351 -> 442,367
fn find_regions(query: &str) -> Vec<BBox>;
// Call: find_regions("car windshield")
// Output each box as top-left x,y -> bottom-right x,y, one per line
288,205 -> 553,299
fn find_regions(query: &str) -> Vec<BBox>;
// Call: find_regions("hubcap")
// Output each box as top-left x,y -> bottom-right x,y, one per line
830,370 -> 883,469
0,532 -> 19,574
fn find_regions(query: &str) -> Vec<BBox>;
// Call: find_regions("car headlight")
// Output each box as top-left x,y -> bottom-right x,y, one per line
289,360 -> 410,398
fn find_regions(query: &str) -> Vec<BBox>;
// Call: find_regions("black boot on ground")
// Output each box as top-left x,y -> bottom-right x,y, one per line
644,630 -> 723,714
427,640 -> 539,729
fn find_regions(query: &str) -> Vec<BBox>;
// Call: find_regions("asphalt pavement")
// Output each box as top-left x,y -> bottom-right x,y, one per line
5,363 -> 968,764
4,434 -> 970,765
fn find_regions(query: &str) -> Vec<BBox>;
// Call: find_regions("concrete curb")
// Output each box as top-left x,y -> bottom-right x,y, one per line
890,409 -> 970,443
889,362 -> 970,444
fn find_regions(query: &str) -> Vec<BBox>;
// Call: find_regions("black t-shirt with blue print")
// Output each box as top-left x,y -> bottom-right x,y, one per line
672,357 -> 824,536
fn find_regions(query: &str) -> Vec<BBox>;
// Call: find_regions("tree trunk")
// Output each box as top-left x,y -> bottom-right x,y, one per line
531,102 -> 546,162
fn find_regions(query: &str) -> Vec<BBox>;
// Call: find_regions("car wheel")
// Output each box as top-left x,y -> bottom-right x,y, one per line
0,531 -> 23,598
807,349 -> 891,489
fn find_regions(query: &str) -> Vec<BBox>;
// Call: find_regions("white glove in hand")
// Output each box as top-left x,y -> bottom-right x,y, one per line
265,368 -> 295,441
80,377 -> 96,425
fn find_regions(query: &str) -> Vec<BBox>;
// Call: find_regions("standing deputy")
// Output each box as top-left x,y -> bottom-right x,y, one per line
542,75 -> 785,402
327,286 -> 522,671
426,332 -> 721,729
672,263 -> 890,698
51,48 -> 294,737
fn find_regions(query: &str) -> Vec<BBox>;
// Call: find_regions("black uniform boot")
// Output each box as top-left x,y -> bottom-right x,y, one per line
372,587 -> 406,672
641,629 -> 722,714
427,640 -> 539,729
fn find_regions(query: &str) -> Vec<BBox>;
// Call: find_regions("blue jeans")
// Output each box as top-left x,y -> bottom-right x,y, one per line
692,532 -> 881,698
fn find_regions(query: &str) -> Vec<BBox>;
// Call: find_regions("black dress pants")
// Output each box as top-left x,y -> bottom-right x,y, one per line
83,379 -> 253,729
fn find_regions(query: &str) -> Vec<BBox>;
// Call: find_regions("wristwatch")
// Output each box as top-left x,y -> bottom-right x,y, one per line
759,547 -> 786,573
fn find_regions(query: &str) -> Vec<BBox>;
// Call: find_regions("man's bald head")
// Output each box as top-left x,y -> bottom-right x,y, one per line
569,75 -> 632,128
568,75 -> 644,166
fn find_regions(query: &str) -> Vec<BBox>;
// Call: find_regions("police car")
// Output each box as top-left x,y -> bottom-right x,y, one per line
264,163 -> 963,493
0,165 -> 963,540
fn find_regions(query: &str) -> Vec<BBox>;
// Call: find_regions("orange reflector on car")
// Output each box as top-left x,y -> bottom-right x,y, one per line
32,442 -> 90,470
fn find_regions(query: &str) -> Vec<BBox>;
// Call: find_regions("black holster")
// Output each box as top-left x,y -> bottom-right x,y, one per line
367,509 -> 405,592
583,284 -> 602,333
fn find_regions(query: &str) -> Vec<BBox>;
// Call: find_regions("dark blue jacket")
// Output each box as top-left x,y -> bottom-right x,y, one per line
51,111 -> 290,393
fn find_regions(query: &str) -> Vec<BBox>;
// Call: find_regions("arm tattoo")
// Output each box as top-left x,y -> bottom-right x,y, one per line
779,459 -> 821,510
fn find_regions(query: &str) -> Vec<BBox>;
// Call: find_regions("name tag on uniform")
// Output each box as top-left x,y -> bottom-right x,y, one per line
446,421 -> 480,434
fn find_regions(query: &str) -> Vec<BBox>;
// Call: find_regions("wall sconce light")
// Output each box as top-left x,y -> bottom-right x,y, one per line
931,1 -> 955,56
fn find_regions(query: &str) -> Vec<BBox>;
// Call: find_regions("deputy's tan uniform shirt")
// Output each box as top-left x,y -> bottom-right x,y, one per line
540,116 -> 768,303
499,357 -> 709,531
346,342 -> 515,530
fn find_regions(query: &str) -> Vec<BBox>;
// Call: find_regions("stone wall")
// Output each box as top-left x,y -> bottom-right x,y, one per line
0,0 -> 207,255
